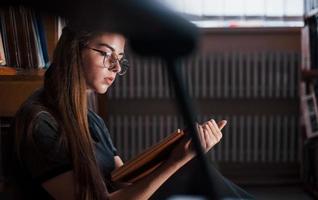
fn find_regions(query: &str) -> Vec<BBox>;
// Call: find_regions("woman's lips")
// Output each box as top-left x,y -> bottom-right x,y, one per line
104,77 -> 114,85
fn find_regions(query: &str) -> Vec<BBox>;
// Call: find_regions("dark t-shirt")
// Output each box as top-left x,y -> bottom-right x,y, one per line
12,110 -> 117,199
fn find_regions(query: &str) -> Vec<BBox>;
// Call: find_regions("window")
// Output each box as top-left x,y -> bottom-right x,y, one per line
157,0 -> 304,27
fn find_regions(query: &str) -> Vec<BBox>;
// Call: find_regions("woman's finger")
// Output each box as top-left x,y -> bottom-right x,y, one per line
200,120 -> 216,150
206,120 -> 219,146
199,124 -> 210,149
211,119 -> 222,142
217,120 -> 227,130
203,127 -> 210,149
196,123 -> 204,144
203,121 -> 213,144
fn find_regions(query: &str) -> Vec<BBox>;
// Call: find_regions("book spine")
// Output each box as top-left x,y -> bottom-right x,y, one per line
216,53 -> 222,98
222,114 -> 229,162
202,52 -> 207,98
230,52 -> 236,98
208,53 -> 213,98
129,55 -> 135,99
144,115 -> 150,148
274,52 -> 280,98
245,52 -> 251,98
122,56 -> 128,99
289,116 -> 296,162
163,62 -> 169,99
239,116 -> 244,162
261,115 -> 266,162
0,23 -> 6,66
143,59 -> 148,99
187,57 -> 193,98
253,115 -> 259,162
261,52 -> 266,98
158,59 -> 163,98
137,115 -> 143,154
238,52 -> 244,98
268,115 -> 274,162
275,115 -> 281,162
232,115 -> 237,162
34,12 -> 49,68
224,52 -> 229,99
194,53 -> 200,98
246,115 -> 252,162
282,116 -> 288,162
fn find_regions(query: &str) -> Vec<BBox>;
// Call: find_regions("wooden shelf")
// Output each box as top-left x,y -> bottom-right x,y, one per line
0,67 -> 45,117
301,69 -> 318,81
0,66 -> 45,80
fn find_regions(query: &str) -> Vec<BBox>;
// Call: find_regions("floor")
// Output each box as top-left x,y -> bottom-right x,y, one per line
243,185 -> 315,200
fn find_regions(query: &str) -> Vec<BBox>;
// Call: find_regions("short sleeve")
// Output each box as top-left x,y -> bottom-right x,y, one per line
101,120 -> 118,156
88,110 -> 118,156
20,112 -> 72,183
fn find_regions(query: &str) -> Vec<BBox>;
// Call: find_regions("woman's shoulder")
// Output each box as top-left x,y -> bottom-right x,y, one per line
15,88 -> 45,117
33,111 -> 58,131
88,109 -> 104,124
14,88 -> 59,135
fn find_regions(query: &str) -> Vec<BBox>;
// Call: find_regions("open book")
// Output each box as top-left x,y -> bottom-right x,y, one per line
111,120 -> 226,183
111,129 -> 186,183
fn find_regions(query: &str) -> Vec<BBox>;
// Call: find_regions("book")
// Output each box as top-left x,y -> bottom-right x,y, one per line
302,26 -> 311,71
301,92 -> 318,139
111,121 -> 226,183
0,26 -> 6,66
111,128 -> 185,183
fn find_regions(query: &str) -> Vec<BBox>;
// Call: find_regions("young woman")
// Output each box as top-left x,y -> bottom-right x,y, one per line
3,26 -> 227,200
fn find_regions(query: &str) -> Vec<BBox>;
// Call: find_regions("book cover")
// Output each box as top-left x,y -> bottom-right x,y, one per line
302,26 -> 311,71
301,92 -> 318,139
111,119 -> 226,183
111,129 -> 185,183
0,25 -> 6,66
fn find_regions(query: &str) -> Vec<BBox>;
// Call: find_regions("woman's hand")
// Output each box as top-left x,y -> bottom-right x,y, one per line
198,119 -> 227,153
167,119 -> 227,166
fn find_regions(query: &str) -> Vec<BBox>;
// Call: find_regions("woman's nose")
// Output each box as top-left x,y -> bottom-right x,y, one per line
109,54 -> 122,74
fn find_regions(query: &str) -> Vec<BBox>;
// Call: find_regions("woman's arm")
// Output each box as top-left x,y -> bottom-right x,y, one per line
42,171 -> 76,199
109,119 -> 226,200
42,119 -> 226,200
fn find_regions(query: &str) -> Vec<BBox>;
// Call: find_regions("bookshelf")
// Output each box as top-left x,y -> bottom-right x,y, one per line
0,6 -> 60,189
0,67 -> 44,117
300,0 -> 318,198
97,26 -> 302,187
301,69 -> 318,81
0,7 -> 60,116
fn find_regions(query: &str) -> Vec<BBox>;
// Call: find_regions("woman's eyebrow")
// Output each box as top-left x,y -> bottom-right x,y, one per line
97,43 -> 124,55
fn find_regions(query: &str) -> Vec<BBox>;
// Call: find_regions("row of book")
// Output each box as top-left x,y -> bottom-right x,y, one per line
0,6 -> 49,69
305,0 -> 318,16
301,4 -> 318,196
107,114 -> 300,163
107,51 -> 299,99
302,15 -> 318,70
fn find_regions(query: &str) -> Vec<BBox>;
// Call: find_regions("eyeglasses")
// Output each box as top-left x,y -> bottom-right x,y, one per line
85,46 -> 129,76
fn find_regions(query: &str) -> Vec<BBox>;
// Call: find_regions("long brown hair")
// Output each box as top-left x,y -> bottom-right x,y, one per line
14,27 -> 108,199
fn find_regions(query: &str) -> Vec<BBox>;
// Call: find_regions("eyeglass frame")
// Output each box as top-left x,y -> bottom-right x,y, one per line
84,46 -> 129,76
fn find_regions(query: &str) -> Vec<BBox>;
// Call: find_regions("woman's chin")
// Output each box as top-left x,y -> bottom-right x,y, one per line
93,86 -> 108,94
87,83 -> 110,94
